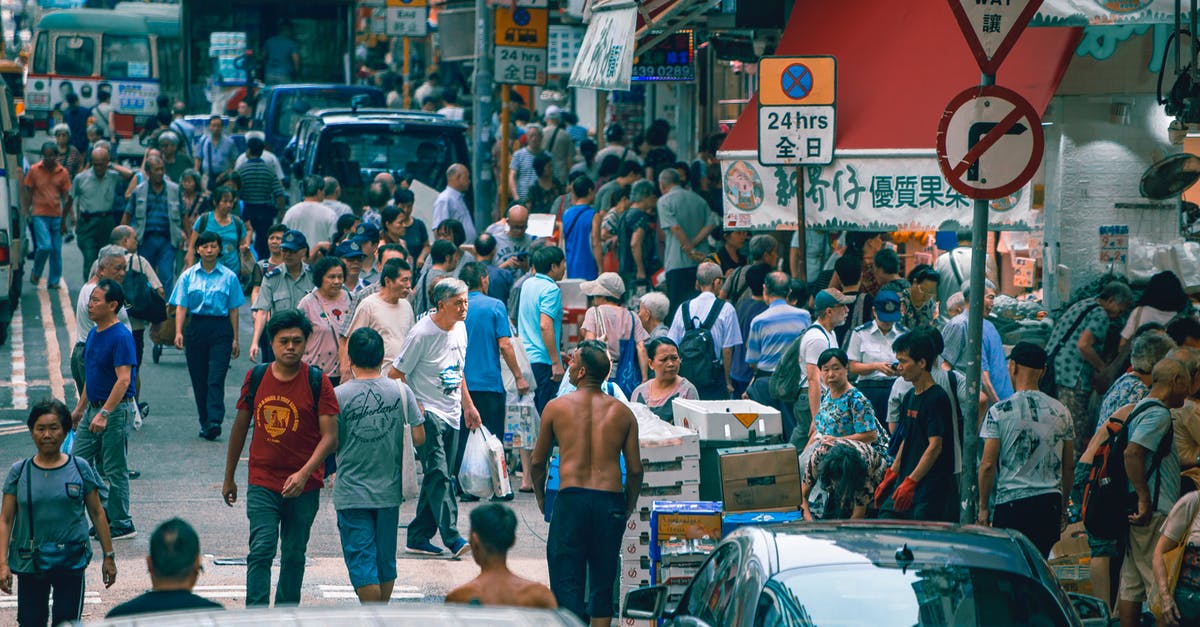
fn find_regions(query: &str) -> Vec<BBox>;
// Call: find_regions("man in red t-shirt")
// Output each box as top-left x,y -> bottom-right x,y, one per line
222,309 -> 339,607
22,141 -> 72,289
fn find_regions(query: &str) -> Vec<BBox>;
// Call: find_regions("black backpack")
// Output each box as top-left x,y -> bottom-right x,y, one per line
1081,400 -> 1172,541
241,363 -> 324,411
678,299 -> 725,388
122,256 -> 167,323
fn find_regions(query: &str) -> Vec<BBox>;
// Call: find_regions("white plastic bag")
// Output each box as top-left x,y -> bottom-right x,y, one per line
459,428 -> 494,499
481,426 -> 512,497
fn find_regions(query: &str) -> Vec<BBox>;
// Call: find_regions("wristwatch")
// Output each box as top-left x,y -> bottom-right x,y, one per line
99,408 -> 111,418
103,551 -> 115,560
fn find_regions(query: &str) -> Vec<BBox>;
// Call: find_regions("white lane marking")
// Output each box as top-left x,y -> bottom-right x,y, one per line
10,302 -> 25,409
0,591 -> 100,608
57,277 -> 76,347
317,584 -> 423,599
192,585 -> 246,600
36,282 -> 65,402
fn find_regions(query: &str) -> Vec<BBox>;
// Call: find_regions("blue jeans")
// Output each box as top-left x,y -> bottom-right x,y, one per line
246,485 -> 320,607
31,216 -> 62,286
71,401 -> 131,531
337,507 -> 400,589
140,232 -> 175,292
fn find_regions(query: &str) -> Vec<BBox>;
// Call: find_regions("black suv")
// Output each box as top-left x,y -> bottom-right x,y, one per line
282,108 -> 469,208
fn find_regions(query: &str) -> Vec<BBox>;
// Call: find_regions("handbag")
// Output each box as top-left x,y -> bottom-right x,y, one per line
19,458 -> 91,573
123,255 -> 167,323
1153,497 -> 1200,617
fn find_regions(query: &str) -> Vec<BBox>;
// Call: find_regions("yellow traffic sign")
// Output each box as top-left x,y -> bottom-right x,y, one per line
494,7 -> 548,49
758,56 -> 836,106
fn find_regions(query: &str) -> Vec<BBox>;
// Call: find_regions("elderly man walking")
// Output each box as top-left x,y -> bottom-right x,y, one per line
667,262 -> 742,400
73,146 -> 132,281
389,278 -> 482,558
432,164 -> 475,243
123,155 -> 183,290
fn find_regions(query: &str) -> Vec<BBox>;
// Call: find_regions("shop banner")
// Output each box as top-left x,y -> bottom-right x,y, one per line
718,151 -> 1039,232
1034,0 -> 1191,25
569,5 -> 637,91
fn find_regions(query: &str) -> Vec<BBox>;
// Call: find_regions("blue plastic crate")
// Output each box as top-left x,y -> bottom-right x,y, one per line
720,510 -> 804,537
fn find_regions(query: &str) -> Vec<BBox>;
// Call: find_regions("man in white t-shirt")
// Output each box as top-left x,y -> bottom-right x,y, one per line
342,258 -> 414,376
793,288 -> 853,449
388,278 -> 481,558
282,175 -> 337,258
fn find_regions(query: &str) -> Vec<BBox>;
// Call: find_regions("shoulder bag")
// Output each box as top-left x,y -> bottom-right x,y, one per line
1153,496 -> 1200,617
19,457 -> 91,573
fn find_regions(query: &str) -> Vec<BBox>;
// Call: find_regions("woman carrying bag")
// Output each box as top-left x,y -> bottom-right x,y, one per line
0,400 -> 117,626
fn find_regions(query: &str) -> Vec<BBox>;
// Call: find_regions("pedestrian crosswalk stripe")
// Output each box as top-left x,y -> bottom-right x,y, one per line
317,584 -> 423,600
192,585 -> 246,599
0,591 -> 100,608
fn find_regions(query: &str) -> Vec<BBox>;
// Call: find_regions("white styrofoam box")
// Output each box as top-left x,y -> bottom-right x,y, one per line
639,482 -> 701,505
558,279 -> 587,309
624,513 -> 651,537
621,555 -> 652,585
672,398 -> 783,440
640,433 -> 701,464
618,618 -> 656,627
642,457 -> 701,488
621,532 -> 650,559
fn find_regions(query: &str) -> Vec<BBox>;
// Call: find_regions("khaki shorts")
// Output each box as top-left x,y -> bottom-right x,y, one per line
1118,513 -> 1167,603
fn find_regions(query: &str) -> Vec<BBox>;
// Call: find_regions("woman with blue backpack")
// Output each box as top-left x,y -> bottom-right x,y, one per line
580,273 -> 647,396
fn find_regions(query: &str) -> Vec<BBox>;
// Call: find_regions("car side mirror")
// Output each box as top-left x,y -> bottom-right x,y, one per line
623,585 -> 667,620
1068,593 -> 1110,623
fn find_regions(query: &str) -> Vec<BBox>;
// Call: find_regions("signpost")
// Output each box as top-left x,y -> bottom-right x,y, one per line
386,0 -> 427,37
942,0 -> 1044,526
935,85 -> 1044,200
756,56 -> 837,166
494,0 -> 549,86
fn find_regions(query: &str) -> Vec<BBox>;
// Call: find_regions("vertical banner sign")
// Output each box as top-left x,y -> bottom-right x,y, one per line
948,0 -> 1044,74
386,0 -> 428,37
495,0 -> 549,86
756,56 -> 837,166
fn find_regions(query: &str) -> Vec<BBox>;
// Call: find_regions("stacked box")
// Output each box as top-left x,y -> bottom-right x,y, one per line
619,433 -> 703,616
648,501 -> 723,612
671,399 -> 783,440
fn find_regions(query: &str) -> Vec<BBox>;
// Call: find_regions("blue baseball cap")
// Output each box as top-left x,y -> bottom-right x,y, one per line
280,230 -> 308,252
874,290 -> 901,323
335,239 -> 367,259
354,222 -> 381,242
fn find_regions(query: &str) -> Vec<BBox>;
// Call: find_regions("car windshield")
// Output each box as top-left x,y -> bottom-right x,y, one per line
274,91 -> 382,137
754,563 -> 1070,627
318,125 -> 460,189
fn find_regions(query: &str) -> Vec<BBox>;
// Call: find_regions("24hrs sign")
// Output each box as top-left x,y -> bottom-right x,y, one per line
757,56 -> 837,166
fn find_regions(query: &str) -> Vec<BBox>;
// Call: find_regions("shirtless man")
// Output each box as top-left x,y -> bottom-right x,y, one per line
445,504 -> 557,609
531,339 -> 643,626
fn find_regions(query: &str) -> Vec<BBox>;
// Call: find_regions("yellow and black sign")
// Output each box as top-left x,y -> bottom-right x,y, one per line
494,6 -> 548,49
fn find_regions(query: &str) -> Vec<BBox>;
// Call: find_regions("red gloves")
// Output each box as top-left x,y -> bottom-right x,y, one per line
892,478 -> 919,513
873,469 -> 898,507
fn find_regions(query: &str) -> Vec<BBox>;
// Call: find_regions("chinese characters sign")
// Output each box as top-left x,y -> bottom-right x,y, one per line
495,1 -> 548,86
757,56 -> 836,166
385,0 -> 427,37
948,0 -> 1043,74
718,152 -> 1038,231
1099,224 -> 1130,264
569,5 -> 636,91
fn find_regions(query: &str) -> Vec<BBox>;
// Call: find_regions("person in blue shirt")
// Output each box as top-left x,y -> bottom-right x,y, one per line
519,246 -> 566,415
941,280 -> 1013,404
170,231 -> 245,440
455,262 -> 529,499
560,176 -> 600,281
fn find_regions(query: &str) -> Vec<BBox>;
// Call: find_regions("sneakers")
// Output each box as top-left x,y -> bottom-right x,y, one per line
128,469 -> 141,480
459,492 -> 481,503
111,527 -> 137,541
199,427 -> 221,441
405,541 -> 444,556
447,538 -> 470,558
490,493 -> 514,502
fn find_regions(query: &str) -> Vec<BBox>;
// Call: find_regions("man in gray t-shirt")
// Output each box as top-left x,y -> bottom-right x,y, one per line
334,327 -> 425,602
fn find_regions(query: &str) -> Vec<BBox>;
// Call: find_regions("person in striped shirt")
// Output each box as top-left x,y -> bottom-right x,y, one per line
234,135 -> 287,260
745,271 -> 812,420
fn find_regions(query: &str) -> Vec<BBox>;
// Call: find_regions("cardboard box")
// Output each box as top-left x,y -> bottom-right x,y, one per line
640,482 -> 701,502
719,444 -> 802,512
650,501 -> 723,560
721,509 -> 805,536
643,457 -> 701,488
621,532 -> 650,559
672,399 -> 783,440
1050,522 -> 1089,560
1049,555 -> 1092,596
620,555 -> 652,586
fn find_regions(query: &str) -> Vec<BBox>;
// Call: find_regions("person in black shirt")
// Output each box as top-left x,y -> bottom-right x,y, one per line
874,329 -> 957,522
105,519 -> 223,618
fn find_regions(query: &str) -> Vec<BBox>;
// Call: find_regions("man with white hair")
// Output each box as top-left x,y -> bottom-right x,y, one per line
322,176 -> 353,218
432,164 -> 476,243
667,262 -> 742,400
389,278 -> 482,558
638,291 -> 670,340
72,245 -> 131,395
658,168 -> 717,314
72,146 -> 133,282
157,131 -> 190,184
541,106 -> 576,186
941,280 -> 1012,404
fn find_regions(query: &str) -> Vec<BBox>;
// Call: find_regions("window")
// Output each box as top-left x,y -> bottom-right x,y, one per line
752,564 -> 1072,627
682,544 -> 743,626
54,35 -> 96,76
32,33 -> 48,74
317,126 -> 465,189
102,35 -> 151,79
156,37 -> 183,99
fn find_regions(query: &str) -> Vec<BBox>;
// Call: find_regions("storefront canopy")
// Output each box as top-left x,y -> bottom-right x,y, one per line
717,2 -> 1081,232
721,4 -> 1081,154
